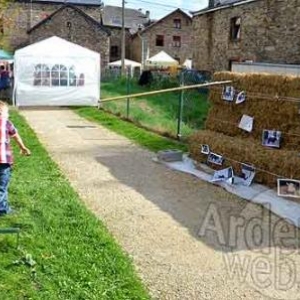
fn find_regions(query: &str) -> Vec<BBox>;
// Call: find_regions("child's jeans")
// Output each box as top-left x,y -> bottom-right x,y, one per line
0,164 -> 11,214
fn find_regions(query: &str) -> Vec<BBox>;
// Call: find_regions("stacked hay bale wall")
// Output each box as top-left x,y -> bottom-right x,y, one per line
189,72 -> 300,187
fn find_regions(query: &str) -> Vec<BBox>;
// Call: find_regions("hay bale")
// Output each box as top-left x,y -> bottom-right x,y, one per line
189,130 -> 300,188
189,72 -> 300,187
206,72 -> 300,151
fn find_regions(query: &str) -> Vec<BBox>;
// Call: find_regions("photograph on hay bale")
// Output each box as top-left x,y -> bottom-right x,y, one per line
277,179 -> 300,199
262,130 -> 282,148
222,86 -> 235,102
211,166 -> 234,184
207,152 -> 224,165
201,144 -> 210,155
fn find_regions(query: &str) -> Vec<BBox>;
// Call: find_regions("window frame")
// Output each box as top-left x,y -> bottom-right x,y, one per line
156,35 -> 164,47
172,36 -> 181,48
230,16 -> 241,41
173,18 -> 181,29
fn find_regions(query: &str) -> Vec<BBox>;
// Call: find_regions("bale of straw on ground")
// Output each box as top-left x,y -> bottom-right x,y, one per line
189,130 -> 300,188
206,72 -> 300,150
188,72 -> 300,188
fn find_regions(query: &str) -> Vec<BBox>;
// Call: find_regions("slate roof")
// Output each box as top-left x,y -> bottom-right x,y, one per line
101,5 -> 149,32
27,4 -> 111,35
192,0 -> 259,16
136,8 -> 191,35
17,0 -> 102,6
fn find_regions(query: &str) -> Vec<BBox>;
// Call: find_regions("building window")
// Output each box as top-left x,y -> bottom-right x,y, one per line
0,18 -> 4,35
230,17 -> 241,41
173,36 -> 181,47
156,35 -> 164,47
110,46 -> 119,58
174,18 -> 181,29
66,21 -> 72,29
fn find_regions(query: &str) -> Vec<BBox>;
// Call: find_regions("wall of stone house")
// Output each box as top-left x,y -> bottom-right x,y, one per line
136,11 -> 192,64
130,34 -> 142,62
109,27 -> 131,62
192,0 -> 300,72
3,2 -> 101,50
29,6 -> 109,67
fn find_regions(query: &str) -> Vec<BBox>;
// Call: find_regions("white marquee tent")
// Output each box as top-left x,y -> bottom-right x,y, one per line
108,59 -> 141,76
145,51 -> 179,68
13,36 -> 100,106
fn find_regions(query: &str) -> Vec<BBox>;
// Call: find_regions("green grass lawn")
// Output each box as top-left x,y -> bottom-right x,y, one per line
74,107 -> 187,153
0,111 -> 150,300
100,79 -> 209,138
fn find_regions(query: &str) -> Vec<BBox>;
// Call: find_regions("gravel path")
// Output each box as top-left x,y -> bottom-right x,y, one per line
21,109 -> 300,300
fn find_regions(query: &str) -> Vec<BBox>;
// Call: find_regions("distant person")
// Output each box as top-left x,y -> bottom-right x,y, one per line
0,65 -> 10,91
0,101 -> 31,215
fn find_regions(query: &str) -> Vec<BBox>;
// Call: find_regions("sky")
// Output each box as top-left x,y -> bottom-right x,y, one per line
103,0 -> 208,19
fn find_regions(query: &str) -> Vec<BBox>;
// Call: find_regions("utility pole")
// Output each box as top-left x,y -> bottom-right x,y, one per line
121,0 -> 125,75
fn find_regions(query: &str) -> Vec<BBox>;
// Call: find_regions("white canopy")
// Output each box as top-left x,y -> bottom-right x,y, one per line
14,36 -> 100,106
108,59 -> 141,68
145,51 -> 179,67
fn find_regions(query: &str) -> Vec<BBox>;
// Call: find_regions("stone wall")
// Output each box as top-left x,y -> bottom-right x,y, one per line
131,10 -> 192,64
109,27 -> 131,62
29,6 -> 109,67
192,0 -> 300,72
3,2 -> 101,50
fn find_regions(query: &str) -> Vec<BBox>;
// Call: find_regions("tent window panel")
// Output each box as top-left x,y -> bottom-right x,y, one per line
51,65 -> 60,86
34,64 -> 50,86
69,67 -> 77,86
60,65 -> 68,86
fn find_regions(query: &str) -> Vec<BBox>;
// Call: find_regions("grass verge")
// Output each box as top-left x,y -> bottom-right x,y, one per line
74,107 -> 188,153
100,79 -> 209,138
0,111 -> 150,300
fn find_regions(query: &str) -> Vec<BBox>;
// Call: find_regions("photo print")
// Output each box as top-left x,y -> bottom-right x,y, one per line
236,91 -> 246,104
211,166 -> 234,184
201,144 -> 210,155
277,179 -> 300,199
240,163 -> 256,186
238,115 -> 254,133
262,130 -> 282,148
207,152 -> 224,166
222,86 -> 235,102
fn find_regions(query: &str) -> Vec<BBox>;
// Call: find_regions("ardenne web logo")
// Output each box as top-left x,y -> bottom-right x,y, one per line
198,203 -> 300,299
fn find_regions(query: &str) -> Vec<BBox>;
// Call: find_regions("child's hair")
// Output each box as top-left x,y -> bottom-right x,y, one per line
0,101 -> 9,118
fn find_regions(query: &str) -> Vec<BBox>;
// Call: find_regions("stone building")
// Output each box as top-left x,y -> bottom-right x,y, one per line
192,0 -> 300,72
101,5 -> 150,62
27,5 -> 110,67
1,0 -> 149,67
130,9 -> 192,65
2,0 -> 103,50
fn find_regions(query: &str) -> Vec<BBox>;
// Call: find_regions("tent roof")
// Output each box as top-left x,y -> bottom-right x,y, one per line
0,49 -> 13,60
15,36 -> 100,58
147,51 -> 178,63
108,59 -> 141,67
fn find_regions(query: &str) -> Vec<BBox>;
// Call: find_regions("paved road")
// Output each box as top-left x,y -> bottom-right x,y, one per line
21,109 -> 300,300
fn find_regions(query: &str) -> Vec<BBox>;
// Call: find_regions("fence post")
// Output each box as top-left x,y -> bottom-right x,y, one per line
126,68 -> 130,119
177,71 -> 184,140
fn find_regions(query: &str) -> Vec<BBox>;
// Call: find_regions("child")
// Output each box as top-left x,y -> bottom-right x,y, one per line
0,101 -> 30,215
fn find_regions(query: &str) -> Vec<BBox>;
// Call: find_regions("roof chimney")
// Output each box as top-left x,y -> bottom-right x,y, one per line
145,10 -> 150,19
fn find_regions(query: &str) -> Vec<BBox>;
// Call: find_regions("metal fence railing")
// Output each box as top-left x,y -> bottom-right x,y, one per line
100,69 -> 212,140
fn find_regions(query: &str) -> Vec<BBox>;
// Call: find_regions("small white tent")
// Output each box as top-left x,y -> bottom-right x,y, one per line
14,36 -> 100,106
108,59 -> 141,77
145,51 -> 179,68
